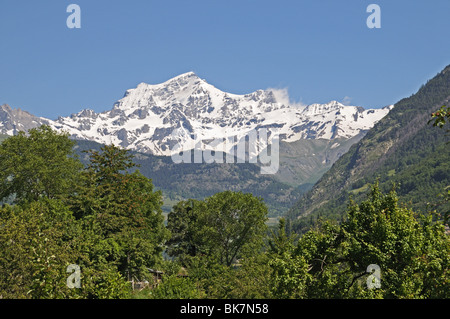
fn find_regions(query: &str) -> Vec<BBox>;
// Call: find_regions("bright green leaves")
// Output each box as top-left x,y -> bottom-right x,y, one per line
164,191 -> 270,298
0,199 -> 82,298
198,191 -> 268,266
429,105 -> 450,130
0,129 -> 167,298
0,125 -> 82,204
268,183 -> 449,298
167,191 -> 268,267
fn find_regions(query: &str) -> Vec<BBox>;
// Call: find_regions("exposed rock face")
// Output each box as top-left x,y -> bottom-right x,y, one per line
0,104 -> 49,135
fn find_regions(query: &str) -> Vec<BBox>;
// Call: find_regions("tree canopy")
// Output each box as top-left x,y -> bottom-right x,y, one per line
0,125 -> 448,299
0,125 -> 82,204
166,191 -> 268,267
0,128 -> 167,298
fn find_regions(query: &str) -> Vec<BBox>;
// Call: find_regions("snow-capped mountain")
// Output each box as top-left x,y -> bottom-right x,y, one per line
2,72 -> 392,157
0,104 -> 50,135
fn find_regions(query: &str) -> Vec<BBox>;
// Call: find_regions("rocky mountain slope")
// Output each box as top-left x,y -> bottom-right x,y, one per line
0,104 -> 49,135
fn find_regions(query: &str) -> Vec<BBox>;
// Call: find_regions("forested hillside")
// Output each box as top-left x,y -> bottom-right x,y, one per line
287,65 -> 450,233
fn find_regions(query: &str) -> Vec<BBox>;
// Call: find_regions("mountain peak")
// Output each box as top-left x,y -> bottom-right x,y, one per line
174,71 -> 198,79
45,72 -> 390,155
128,72 -> 200,91
164,71 -> 201,85
0,73 -> 391,156
1,104 -> 12,112
0,103 -> 48,135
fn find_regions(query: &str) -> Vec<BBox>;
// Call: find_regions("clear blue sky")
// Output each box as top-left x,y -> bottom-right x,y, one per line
1,0 -> 449,119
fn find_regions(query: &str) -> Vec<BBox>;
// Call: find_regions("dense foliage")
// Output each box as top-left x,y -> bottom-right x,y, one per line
166,191 -> 268,267
145,183 -> 449,299
0,126 -> 82,204
0,127 -> 166,298
0,124 -> 448,299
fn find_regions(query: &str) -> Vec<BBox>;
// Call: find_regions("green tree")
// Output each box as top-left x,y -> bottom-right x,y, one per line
341,184 -> 449,298
168,191 -> 268,267
164,191 -> 269,299
268,183 -> 449,299
268,217 -> 297,256
267,218 -> 311,298
0,198 -> 84,298
0,198 -> 131,299
166,199 -> 204,266
197,191 -> 268,266
69,144 -> 169,282
0,125 -> 82,204
429,105 -> 450,132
